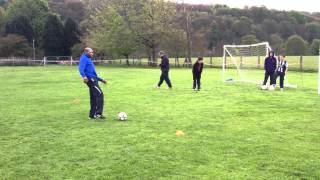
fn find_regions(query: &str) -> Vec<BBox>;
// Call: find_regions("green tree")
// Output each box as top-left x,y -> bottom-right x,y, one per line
88,0 -> 140,64
0,34 -> 32,56
133,0 -> 177,64
49,0 -> 85,23
310,39 -> 320,55
0,6 -> 4,34
207,20 -> 222,50
285,35 -> 307,55
232,16 -> 252,37
5,0 -> 49,45
279,21 -> 295,39
270,34 -> 284,53
262,19 -> 278,34
240,34 -> 258,44
5,16 -> 34,43
305,22 -> 320,42
42,14 -> 65,56
64,18 -> 81,56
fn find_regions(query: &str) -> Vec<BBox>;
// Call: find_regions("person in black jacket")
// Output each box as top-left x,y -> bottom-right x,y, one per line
192,57 -> 204,91
156,51 -> 172,89
263,50 -> 277,86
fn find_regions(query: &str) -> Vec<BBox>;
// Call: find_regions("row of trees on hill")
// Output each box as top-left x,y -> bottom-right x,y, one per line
0,0 -> 320,60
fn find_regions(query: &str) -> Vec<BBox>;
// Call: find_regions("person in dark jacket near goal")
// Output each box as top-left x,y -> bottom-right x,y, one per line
156,51 -> 172,89
262,50 -> 277,87
192,57 -> 204,91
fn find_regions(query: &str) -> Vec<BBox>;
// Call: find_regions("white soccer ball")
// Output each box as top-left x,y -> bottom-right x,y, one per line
118,112 -> 127,121
261,85 -> 268,90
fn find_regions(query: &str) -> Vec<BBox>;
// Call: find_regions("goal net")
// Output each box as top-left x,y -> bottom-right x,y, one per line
222,42 -> 270,84
223,42 -> 299,88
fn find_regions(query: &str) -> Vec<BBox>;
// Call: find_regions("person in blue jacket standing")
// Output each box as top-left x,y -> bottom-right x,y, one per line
79,47 -> 107,119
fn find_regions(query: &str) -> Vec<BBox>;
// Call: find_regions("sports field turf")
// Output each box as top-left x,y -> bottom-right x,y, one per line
0,66 -> 319,179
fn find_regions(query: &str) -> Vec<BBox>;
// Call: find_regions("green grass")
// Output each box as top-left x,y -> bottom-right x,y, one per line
100,56 -> 319,72
0,66 -> 319,179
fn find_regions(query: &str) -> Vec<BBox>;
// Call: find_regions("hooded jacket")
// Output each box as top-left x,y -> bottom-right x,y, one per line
159,55 -> 170,72
264,52 -> 277,73
192,61 -> 203,75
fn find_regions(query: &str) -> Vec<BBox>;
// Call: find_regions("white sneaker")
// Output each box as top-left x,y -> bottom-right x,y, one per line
268,86 -> 275,91
280,88 -> 283,91
155,85 -> 160,89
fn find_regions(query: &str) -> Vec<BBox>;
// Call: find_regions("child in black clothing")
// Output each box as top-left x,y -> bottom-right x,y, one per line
192,57 -> 204,91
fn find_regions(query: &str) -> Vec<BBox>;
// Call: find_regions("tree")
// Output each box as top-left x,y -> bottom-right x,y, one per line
207,20 -> 222,50
42,14 -> 65,56
269,34 -> 284,53
252,24 -> 268,42
64,18 -> 81,56
262,19 -> 278,34
48,0 -> 85,23
250,6 -> 269,23
0,6 -> 4,34
285,35 -> 307,55
232,16 -> 252,37
5,0 -> 49,45
133,0 -> 177,64
310,39 -> 320,55
5,16 -> 34,43
240,34 -> 258,44
88,0 -> 140,64
278,21 -> 295,39
306,22 -> 320,42
0,34 -> 32,56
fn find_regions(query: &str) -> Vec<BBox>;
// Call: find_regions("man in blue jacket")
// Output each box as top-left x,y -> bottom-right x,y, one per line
263,50 -> 277,86
79,47 -> 107,119
156,51 -> 172,89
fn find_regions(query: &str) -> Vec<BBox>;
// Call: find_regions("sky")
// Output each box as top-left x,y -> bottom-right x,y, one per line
175,0 -> 319,13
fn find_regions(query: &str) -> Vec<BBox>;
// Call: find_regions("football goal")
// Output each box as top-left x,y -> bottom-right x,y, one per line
222,42 -> 297,88
222,42 -> 270,84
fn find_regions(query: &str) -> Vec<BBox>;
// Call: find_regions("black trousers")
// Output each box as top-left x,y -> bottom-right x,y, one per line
158,71 -> 172,88
86,79 -> 104,118
274,72 -> 285,88
193,73 -> 201,90
263,71 -> 275,85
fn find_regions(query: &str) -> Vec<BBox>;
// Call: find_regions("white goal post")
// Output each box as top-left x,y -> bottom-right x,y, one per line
222,42 -> 297,88
222,42 -> 270,82
318,46 -> 320,95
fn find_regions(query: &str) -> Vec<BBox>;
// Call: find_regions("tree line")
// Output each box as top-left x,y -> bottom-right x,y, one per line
0,0 -> 320,61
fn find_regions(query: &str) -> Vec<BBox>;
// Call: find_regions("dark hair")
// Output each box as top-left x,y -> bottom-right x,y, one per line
197,57 -> 203,61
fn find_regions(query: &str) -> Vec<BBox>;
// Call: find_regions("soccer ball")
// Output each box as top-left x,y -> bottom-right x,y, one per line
118,112 -> 127,121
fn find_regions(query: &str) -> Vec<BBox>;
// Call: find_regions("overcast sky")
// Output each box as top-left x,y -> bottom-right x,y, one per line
175,0 -> 319,13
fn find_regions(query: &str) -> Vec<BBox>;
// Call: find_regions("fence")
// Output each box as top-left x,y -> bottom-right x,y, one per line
0,56 -> 318,72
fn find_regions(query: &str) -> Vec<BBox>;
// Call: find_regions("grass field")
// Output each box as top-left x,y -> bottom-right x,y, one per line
0,66 -> 319,179
101,56 -> 318,71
